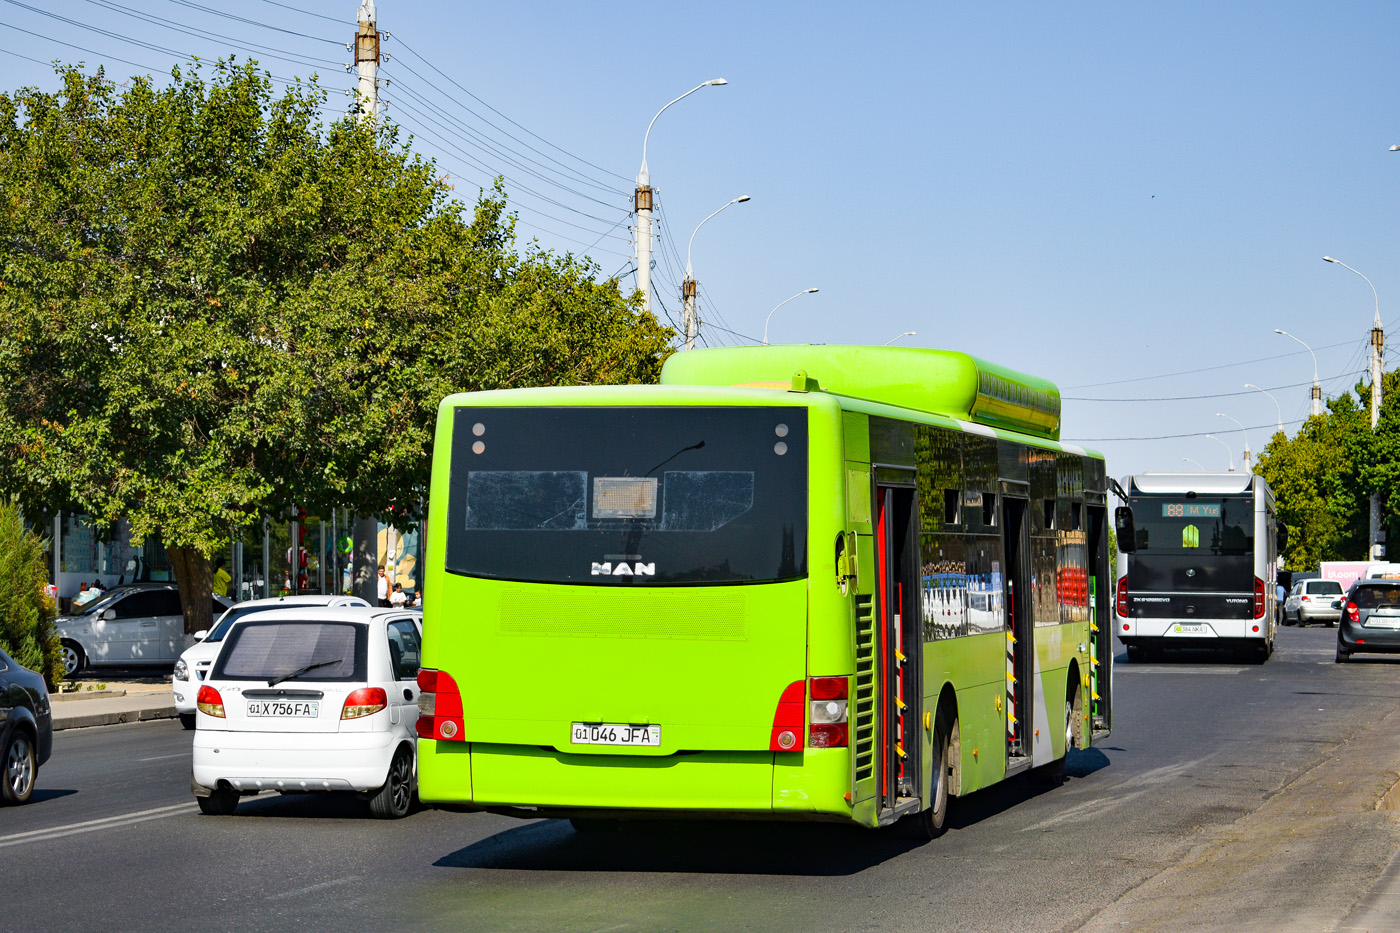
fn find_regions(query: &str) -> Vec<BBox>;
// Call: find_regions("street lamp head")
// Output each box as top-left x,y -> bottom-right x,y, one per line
735,195 -> 751,203
804,287 -> 819,294
1323,256 -> 1337,263
705,78 -> 728,86
1273,328 -> 1286,335
1391,145 -> 1400,151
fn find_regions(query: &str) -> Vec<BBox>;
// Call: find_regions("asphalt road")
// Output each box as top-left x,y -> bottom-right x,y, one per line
4,624 -> 1399,933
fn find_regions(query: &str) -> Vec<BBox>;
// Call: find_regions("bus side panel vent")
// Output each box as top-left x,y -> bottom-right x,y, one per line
854,595 -> 876,782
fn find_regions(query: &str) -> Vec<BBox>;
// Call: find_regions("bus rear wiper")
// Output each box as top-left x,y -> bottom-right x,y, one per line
268,658 -> 342,687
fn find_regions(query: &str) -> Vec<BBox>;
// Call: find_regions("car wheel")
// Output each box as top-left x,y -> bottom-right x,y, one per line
1335,643 -> 1350,663
196,784 -> 240,815
60,640 -> 85,677
178,713 -> 196,730
368,746 -> 414,819
2,730 -> 36,805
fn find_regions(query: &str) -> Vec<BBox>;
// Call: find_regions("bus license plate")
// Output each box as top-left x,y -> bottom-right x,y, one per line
571,723 -> 660,746
1173,623 -> 1207,634
247,699 -> 319,717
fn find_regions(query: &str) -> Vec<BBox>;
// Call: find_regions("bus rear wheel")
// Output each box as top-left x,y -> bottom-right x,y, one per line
905,711 -> 952,840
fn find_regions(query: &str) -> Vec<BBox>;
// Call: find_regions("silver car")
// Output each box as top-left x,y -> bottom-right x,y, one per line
1283,579 -> 1344,627
55,584 -> 233,675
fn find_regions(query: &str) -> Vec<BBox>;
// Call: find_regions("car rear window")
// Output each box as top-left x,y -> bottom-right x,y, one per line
1350,585 -> 1400,609
1307,581 -> 1343,595
211,620 -> 367,682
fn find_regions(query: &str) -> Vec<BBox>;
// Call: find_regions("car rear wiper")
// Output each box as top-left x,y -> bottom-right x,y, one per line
268,658 -> 343,687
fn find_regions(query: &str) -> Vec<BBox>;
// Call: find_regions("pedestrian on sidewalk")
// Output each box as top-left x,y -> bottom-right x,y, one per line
377,567 -> 390,608
390,583 -> 407,608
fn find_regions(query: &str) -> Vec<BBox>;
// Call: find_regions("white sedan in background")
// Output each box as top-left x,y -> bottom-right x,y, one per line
172,594 -> 370,729
191,606 -> 423,819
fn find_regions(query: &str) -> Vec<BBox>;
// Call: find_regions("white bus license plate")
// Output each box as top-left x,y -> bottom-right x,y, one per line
571,723 -> 660,746
247,700 -> 319,717
1173,623 -> 1208,634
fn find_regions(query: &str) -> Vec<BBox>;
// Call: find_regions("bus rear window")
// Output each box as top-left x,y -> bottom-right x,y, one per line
445,407 -> 808,585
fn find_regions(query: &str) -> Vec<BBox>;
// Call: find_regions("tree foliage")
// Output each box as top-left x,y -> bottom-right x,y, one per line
0,61 -> 672,631
1256,370 -> 1400,570
0,501 -> 61,688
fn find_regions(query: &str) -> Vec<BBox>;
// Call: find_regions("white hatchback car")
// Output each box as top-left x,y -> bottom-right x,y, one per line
172,594 -> 371,729
191,606 -> 423,819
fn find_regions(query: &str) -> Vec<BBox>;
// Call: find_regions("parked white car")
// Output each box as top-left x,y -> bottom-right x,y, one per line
1283,579 -> 1345,626
191,606 -> 423,818
55,584 -> 233,675
172,594 -> 371,729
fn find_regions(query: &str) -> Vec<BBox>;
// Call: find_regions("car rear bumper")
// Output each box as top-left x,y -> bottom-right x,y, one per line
192,728 -> 405,792
1339,622 -> 1400,653
1298,605 -> 1341,623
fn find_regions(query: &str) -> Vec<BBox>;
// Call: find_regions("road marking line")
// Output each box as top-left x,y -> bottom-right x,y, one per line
266,876 -> 361,901
136,754 -> 187,762
0,802 -> 197,848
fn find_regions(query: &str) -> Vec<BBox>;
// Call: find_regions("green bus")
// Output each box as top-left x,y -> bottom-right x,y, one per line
416,345 -> 1114,836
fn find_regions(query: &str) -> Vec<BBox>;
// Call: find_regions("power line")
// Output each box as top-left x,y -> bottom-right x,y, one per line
78,0 -> 343,68
163,0 -> 344,45
1065,372 -> 1364,402
1065,417 -> 1308,443
1062,337 -> 1361,389
250,0 -> 342,24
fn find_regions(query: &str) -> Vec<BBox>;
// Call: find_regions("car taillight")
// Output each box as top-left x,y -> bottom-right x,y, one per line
1116,576 -> 1129,617
416,668 -> 465,741
808,675 -> 849,748
197,685 -> 224,718
1300,595 -> 1311,602
1347,601 -> 1360,623
769,681 -> 805,751
341,687 -> 387,720
1254,577 -> 1266,620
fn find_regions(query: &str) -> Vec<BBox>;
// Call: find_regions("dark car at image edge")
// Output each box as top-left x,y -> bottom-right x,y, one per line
1335,579 -> 1400,662
0,646 -> 53,804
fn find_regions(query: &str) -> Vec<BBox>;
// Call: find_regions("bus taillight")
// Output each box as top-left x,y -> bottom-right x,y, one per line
1253,577 -> 1266,620
808,676 -> 849,748
416,668 -> 465,741
769,681 -> 805,751
1116,576 -> 1129,618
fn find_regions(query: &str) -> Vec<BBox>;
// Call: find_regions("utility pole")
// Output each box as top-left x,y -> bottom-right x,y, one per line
681,277 -> 697,350
354,1 -> 380,123
634,177 -> 654,318
1372,314 -> 1385,558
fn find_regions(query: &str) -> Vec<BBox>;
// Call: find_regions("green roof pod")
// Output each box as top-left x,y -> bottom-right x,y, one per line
659,345 -> 1061,440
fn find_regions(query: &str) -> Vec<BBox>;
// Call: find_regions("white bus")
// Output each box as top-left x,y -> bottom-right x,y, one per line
1115,472 -> 1283,662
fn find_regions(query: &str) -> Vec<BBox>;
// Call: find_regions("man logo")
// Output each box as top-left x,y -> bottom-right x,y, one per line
591,561 -> 656,577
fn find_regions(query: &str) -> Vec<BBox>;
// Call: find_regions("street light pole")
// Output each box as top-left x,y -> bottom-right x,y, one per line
1244,383 -> 1284,435
883,331 -> 917,345
1216,412 -> 1252,469
681,195 -> 750,351
1205,434 -> 1235,472
634,78 -> 728,321
1274,328 -> 1321,417
1324,255 -> 1385,558
762,288 -> 820,345
1181,457 -> 1206,471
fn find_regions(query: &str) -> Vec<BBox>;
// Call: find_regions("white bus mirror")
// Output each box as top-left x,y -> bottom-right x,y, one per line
1115,506 -> 1137,553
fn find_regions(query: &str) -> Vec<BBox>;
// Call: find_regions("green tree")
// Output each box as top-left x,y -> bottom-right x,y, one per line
0,62 -> 672,633
0,502 -> 61,688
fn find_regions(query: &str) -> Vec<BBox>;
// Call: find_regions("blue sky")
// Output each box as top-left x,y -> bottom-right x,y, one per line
3,1 -> 1399,477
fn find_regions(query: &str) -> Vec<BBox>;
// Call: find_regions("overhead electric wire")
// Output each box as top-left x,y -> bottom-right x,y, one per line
1065,373 -> 1363,402
383,69 -> 629,218
163,0 -> 344,44
0,21 -> 163,72
390,34 -> 632,189
250,0 -> 342,24
1063,337 -> 1361,389
1064,417 -> 1308,443
0,45 -> 81,68
78,0 -> 343,68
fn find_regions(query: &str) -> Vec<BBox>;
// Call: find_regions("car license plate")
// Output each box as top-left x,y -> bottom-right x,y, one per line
246,699 -> 319,717
1365,615 -> 1400,629
1173,623 -> 1208,634
570,723 -> 660,746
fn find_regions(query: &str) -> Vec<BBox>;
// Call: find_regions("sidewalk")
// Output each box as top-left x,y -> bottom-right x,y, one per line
50,680 -> 178,731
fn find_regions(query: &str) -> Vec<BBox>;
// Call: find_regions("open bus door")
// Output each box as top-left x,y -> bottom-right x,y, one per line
874,483 -> 922,822
1001,494 -> 1033,772
1087,504 -> 1113,737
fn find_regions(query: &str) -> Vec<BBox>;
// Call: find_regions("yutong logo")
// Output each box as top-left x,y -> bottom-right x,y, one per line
591,561 -> 655,577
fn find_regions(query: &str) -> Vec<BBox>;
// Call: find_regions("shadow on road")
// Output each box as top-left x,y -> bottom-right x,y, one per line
26,788 -> 78,805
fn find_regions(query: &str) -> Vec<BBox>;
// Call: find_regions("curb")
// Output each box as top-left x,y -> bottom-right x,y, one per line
54,705 -> 179,731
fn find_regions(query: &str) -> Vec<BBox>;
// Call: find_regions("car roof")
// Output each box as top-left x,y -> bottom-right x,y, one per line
227,605 -> 420,627
224,594 -> 371,611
